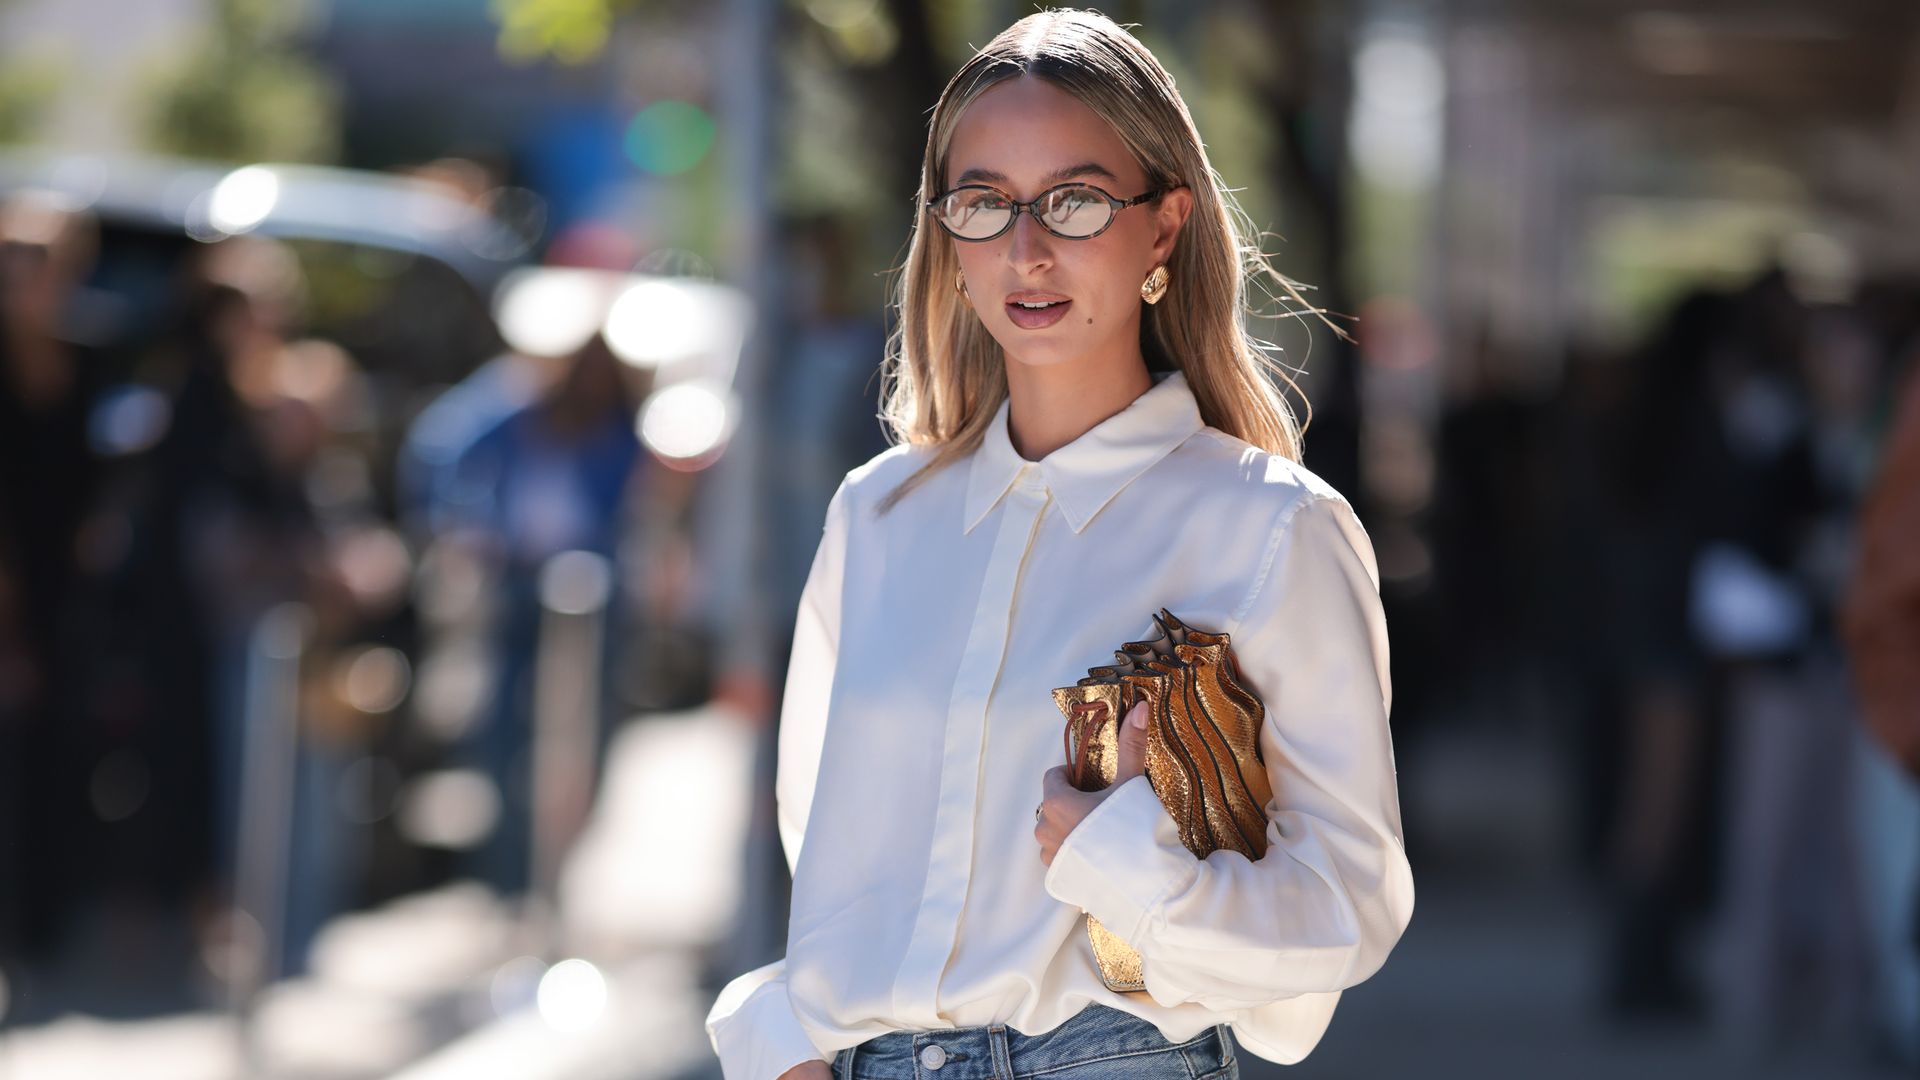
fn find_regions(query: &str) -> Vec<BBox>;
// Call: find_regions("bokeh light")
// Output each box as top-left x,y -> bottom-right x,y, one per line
337,645 -> 413,715
622,101 -> 716,176
398,770 -> 500,850
86,384 -> 172,457
208,165 -> 281,234
492,266 -> 609,359
535,959 -> 606,1032
637,379 -> 736,466
602,279 -> 711,367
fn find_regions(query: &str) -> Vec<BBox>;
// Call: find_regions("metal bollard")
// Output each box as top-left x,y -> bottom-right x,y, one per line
529,551 -> 612,955
231,600 -> 312,1065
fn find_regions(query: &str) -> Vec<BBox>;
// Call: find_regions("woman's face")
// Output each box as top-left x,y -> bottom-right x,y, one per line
942,75 -> 1191,373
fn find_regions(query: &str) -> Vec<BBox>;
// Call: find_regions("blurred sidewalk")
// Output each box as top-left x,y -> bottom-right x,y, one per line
1,705 -> 752,1080
4,712 -> 1905,1080
1267,720 -> 1904,1080
1269,875 -> 1899,1080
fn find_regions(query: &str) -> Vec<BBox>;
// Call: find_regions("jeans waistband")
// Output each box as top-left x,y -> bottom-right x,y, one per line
834,1002 -> 1227,1080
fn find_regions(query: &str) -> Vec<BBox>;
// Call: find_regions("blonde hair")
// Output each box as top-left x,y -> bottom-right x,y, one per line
873,7 -> 1334,515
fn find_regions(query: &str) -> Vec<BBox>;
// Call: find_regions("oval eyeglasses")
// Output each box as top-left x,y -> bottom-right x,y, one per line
924,182 -> 1163,242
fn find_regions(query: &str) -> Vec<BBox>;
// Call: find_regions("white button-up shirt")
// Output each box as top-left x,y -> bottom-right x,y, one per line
705,369 -> 1414,1079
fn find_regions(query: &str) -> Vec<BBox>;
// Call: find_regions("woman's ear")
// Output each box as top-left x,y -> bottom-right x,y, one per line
1150,185 -> 1195,265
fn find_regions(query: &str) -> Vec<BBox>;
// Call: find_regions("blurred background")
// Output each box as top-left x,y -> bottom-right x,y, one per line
1,0 -> 1918,1077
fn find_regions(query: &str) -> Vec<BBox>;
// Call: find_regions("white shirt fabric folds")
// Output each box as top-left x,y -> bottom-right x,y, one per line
704,369 -> 1414,1079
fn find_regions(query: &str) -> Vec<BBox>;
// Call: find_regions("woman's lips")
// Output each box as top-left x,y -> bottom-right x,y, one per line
1005,297 -> 1072,329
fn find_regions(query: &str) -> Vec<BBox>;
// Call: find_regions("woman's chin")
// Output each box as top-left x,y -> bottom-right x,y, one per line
1001,349 -> 1082,372
995,334 -> 1090,369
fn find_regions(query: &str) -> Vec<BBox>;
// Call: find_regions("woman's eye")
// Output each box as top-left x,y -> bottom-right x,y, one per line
1044,189 -> 1097,218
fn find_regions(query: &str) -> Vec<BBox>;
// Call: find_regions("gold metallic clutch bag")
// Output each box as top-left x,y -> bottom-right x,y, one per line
1050,608 -> 1273,993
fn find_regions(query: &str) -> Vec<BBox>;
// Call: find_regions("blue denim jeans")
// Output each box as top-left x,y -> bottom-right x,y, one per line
831,1002 -> 1238,1079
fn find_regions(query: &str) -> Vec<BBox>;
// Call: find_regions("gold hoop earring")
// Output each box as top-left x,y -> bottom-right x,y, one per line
955,269 -> 969,297
1141,265 -> 1170,305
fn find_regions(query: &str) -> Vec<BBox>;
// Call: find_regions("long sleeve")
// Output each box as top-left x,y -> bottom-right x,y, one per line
705,482 -> 850,1079
1042,491 -> 1415,1013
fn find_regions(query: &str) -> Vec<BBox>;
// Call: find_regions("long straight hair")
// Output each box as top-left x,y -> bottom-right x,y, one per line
873,7 -> 1330,515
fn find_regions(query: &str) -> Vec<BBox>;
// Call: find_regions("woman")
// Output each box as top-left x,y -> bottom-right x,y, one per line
706,9 -> 1414,1078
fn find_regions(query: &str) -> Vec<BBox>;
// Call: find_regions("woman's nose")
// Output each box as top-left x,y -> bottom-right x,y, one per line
1006,209 -> 1054,272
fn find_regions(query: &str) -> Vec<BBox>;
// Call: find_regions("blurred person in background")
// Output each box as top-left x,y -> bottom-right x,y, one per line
0,192 -> 105,965
424,317 -> 647,897
397,347 -> 548,545
1596,287 -> 1729,1023
17,242 -> 320,1011
159,242 -> 355,981
1687,270 -> 1872,1049
1581,264 -> 1878,1050
393,154 -> 552,545
1712,292 -> 1873,1045
237,336 -> 412,976
182,245 -> 322,836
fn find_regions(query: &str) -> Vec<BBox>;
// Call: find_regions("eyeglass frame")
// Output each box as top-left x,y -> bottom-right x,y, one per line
923,181 -> 1165,242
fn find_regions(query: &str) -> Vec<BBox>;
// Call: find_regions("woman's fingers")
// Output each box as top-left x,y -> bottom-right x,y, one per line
1040,764 -> 1072,800
1114,699 -> 1149,780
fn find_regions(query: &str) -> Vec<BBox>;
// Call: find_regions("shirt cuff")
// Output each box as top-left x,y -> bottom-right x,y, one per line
706,973 -> 825,1080
1042,772 -> 1200,946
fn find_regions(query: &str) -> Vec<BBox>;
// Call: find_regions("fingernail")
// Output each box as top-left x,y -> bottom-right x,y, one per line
1130,705 -> 1146,729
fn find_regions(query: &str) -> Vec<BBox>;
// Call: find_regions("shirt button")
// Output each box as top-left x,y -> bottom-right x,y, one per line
919,1043 -> 947,1069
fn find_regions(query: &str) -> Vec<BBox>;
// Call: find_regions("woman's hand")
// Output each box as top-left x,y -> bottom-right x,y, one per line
776,1060 -> 833,1080
1036,698 -> 1149,866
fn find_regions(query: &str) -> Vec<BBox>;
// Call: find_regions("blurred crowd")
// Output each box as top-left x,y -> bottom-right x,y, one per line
0,178 -> 889,1031
1412,259 -> 1920,1061
0,186 -> 499,995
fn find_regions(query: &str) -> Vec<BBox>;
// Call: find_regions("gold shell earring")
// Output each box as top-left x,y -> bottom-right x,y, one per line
955,269 -> 969,297
1140,264 -> 1170,305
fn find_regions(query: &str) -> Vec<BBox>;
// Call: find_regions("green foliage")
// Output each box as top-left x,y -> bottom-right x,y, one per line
0,52 -> 62,145
491,0 -> 619,65
800,0 -> 899,66
774,32 -> 891,218
146,0 -> 341,163
489,0 -> 699,65
487,0 -> 903,67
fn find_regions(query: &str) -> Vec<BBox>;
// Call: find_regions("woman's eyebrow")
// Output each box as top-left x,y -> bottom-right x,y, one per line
954,161 -> 1119,186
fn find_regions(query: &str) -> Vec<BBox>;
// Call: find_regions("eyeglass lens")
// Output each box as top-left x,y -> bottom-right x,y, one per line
935,185 -> 1113,240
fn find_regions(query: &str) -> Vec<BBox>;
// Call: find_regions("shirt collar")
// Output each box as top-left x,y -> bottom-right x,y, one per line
963,368 -> 1203,536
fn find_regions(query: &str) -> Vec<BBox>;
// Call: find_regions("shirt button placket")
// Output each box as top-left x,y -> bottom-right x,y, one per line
892,467 -> 1050,1030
